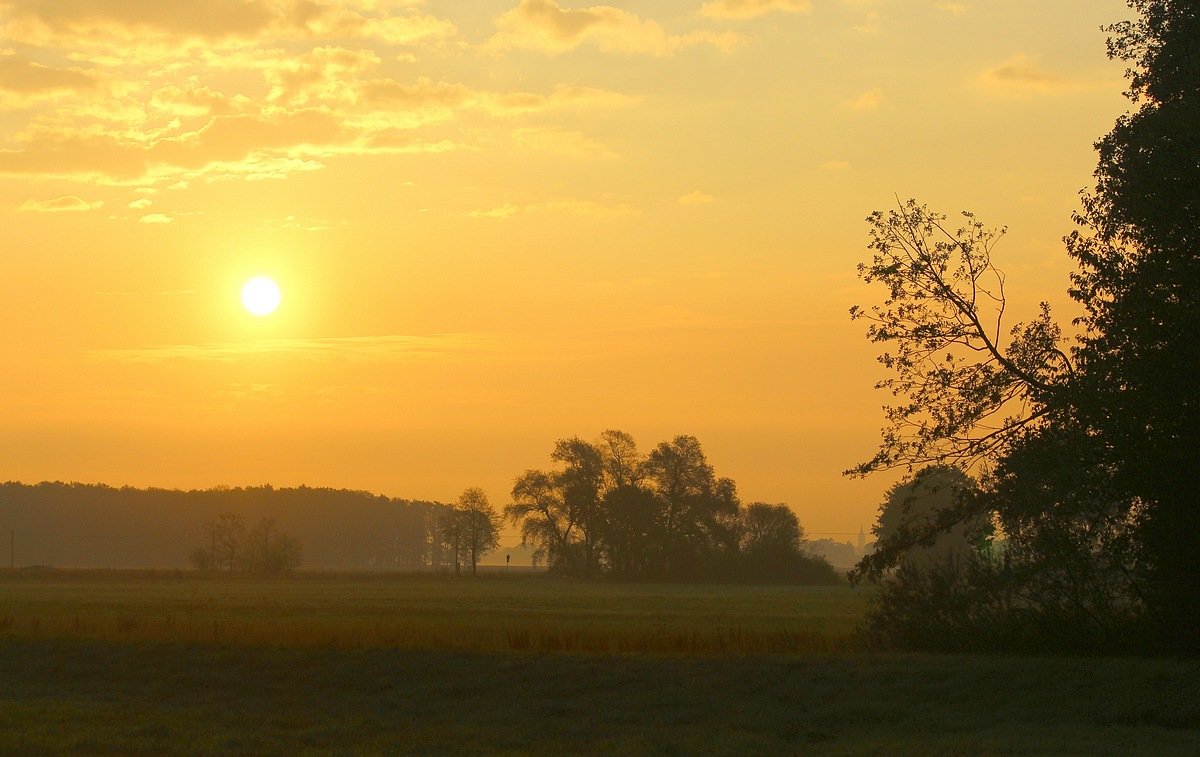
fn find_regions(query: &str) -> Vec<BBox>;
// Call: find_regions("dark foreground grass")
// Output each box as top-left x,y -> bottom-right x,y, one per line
2,638 -> 1198,755
1,573 -> 1198,754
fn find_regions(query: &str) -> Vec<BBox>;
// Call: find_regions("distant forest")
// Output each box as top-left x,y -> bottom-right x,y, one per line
0,482 -> 450,570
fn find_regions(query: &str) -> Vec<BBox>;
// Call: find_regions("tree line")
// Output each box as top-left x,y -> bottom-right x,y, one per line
0,482 -> 450,570
848,0 -> 1198,654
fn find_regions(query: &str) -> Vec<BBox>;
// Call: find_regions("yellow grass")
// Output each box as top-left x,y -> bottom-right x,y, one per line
0,570 -> 868,655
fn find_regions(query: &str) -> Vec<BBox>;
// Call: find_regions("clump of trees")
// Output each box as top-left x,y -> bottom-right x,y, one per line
439,488 -> 501,575
848,0 -> 1199,654
190,513 -> 303,575
505,431 -> 838,583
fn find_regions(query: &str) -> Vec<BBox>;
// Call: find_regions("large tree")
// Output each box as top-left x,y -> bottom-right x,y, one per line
505,469 -> 577,571
551,437 -> 606,575
202,512 -> 245,573
740,503 -> 804,561
1065,0 -> 1200,649
642,435 -> 724,573
455,488 -> 500,576
855,467 -> 985,578
240,518 -> 303,575
849,1 -> 1200,652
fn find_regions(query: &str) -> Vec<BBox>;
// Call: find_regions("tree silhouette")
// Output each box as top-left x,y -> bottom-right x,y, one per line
740,503 -> 803,562
207,512 -> 244,572
848,201 -> 1072,477
853,466 -> 986,581
450,488 -> 499,576
849,1 -> 1200,652
504,431 -> 837,583
1065,0 -> 1200,651
505,469 -> 577,571
551,438 -> 605,575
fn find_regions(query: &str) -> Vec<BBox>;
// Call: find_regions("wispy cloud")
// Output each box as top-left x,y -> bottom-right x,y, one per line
698,0 -> 812,19
20,195 -> 103,212
470,197 -> 639,219
488,0 -> 740,56
510,127 -> 615,158
257,214 -> 340,232
979,54 -> 1077,95
93,289 -> 193,296
138,213 -> 172,224
88,333 -> 495,364
678,190 -> 716,205
846,88 -> 884,111
0,51 -> 102,98
853,11 -> 882,35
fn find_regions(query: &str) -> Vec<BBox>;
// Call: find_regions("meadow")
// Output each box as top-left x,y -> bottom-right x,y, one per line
1,571 -> 1198,754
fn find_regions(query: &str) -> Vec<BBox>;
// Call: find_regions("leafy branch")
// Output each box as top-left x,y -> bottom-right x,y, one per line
847,199 -> 1074,477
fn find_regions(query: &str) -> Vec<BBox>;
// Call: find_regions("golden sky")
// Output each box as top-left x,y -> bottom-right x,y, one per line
0,0 -> 1130,539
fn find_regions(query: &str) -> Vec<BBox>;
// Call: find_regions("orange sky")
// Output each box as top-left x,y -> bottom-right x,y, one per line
0,0 -> 1131,540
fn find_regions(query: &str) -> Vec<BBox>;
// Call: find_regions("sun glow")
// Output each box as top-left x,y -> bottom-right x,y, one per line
241,276 -> 281,316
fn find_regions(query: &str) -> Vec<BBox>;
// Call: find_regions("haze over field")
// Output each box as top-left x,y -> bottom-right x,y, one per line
0,0 -> 1131,537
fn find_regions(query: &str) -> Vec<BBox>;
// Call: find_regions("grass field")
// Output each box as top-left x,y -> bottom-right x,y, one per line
2,571 -> 1198,754
0,571 -> 865,654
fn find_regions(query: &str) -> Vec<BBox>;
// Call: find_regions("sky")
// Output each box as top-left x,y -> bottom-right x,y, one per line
0,0 -> 1132,540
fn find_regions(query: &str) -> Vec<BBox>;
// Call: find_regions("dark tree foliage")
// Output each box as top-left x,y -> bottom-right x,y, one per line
505,431 -> 838,583
551,438 -> 605,575
442,488 -> 500,576
852,466 -> 987,582
1065,0 -> 1200,650
850,1 -> 1200,653
506,469 -> 578,571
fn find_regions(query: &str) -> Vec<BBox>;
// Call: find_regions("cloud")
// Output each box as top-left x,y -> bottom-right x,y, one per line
0,107 -> 349,182
93,288 -> 192,296
979,54 -> 1073,94
128,197 -> 152,209
510,127 -> 614,158
853,11 -> 881,35
149,85 -> 253,117
266,46 -> 384,106
88,333 -> 492,364
489,0 -> 740,56
470,197 -> 639,219
0,4 -> 641,187
258,214 -> 338,232
937,3 -> 967,14
138,213 -> 172,224
20,195 -> 103,212
0,0 -> 457,54
480,85 -> 640,116
678,190 -> 715,205
469,203 -> 521,220
847,88 -> 884,110
698,0 -> 811,19
0,52 -> 101,97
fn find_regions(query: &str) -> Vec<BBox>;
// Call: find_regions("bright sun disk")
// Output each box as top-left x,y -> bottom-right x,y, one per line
241,276 -> 281,316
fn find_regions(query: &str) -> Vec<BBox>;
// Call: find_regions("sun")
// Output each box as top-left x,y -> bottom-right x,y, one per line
241,276 -> 281,317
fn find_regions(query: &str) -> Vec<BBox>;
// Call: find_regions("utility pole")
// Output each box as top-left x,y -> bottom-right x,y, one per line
10,529 -> 13,570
